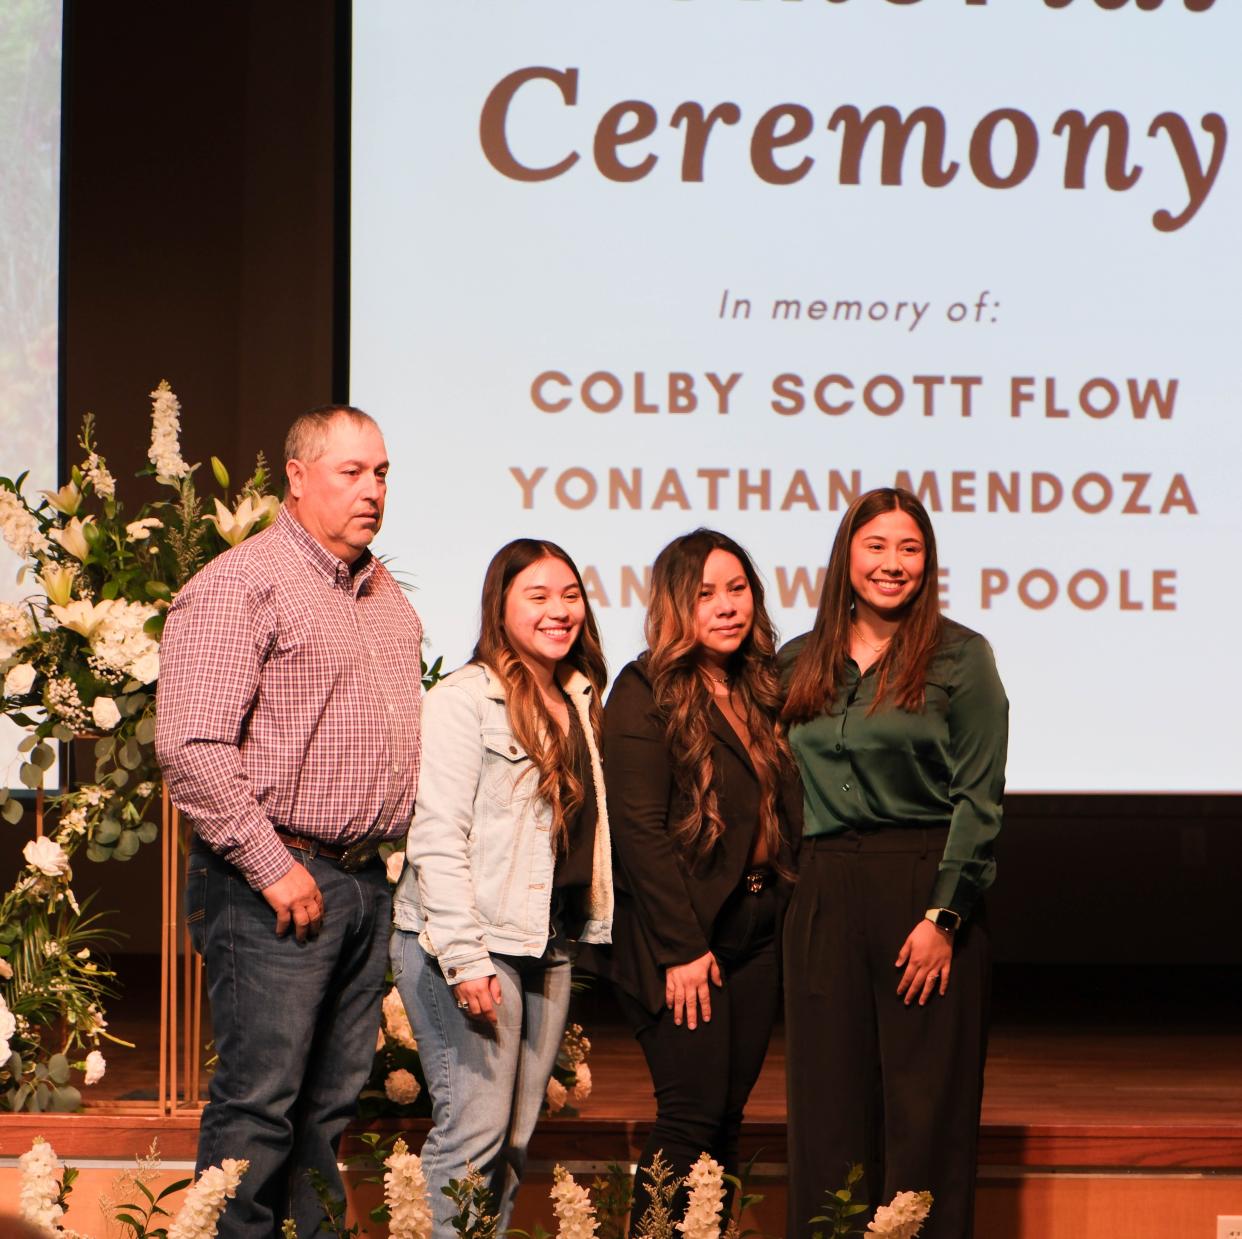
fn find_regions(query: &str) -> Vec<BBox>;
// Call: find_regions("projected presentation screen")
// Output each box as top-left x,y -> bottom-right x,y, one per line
0,0 -> 62,784
351,0 -> 1240,794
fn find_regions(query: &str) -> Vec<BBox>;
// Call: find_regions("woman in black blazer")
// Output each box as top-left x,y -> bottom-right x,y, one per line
602,529 -> 800,1230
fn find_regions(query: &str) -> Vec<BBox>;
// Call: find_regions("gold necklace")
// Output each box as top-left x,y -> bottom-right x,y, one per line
851,624 -> 892,655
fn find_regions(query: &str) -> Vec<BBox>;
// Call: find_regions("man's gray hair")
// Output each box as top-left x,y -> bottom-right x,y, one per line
284,405 -> 380,466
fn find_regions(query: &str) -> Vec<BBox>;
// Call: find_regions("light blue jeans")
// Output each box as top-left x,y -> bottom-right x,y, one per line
391,930 -> 572,1238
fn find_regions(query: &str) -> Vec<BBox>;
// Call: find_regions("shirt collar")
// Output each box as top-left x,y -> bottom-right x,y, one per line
275,505 -> 376,593
479,661 -> 593,702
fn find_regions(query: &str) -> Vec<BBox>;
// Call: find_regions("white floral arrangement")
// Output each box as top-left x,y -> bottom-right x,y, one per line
0,382 -> 279,1112
543,1021 -> 593,1115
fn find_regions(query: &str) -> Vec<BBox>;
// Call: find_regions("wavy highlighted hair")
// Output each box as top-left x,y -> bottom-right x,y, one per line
474,539 -> 607,850
643,529 -> 790,868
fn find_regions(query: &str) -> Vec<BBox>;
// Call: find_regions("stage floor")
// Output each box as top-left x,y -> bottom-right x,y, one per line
9,961 -> 1238,1173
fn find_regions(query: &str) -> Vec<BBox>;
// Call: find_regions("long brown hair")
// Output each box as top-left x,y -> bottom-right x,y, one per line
473,539 -> 607,849
643,529 -> 790,868
783,488 -> 942,724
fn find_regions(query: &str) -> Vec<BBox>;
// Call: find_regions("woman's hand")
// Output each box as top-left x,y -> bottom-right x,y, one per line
895,920 -> 954,1006
665,951 -> 723,1029
453,975 -> 504,1025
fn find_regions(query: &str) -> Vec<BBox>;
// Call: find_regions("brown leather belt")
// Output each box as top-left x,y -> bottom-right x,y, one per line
276,829 -> 379,872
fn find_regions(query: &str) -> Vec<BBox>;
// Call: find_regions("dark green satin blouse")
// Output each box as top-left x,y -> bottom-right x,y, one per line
781,618 -> 1008,921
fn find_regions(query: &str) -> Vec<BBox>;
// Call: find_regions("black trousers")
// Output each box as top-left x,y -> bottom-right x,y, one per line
617,880 -> 782,1234
783,829 -> 990,1239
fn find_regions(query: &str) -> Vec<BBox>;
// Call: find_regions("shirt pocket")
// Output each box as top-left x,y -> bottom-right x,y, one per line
480,727 -> 533,809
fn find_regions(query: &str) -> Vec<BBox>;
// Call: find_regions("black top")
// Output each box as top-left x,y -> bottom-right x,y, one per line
600,658 -> 802,1013
554,700 -> 598,891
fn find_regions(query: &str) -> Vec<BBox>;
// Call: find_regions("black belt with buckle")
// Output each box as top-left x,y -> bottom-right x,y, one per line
276,829 -> 380,873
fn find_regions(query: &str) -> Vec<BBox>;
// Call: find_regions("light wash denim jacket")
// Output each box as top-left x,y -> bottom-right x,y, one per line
392,661 -> 613,984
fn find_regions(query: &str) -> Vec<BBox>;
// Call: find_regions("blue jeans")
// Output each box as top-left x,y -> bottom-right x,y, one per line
390,931 -> 572,1239
187,839 -> 392,1239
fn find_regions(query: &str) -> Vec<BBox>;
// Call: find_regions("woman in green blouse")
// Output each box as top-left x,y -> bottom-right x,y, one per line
780,487 -> 1008,1239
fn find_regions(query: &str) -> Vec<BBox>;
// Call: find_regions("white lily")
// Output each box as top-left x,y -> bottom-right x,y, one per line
39,564 -> 75,608
204,494 -> 279,547
39,481 -> 83,516
49,516 -> 95,561
50,598 -> 112,640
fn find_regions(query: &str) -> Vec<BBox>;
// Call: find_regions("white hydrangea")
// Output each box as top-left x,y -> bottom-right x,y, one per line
0,488 -> 51,559
0,601 -> 36,658
18,1137 -> 64,1235
84,1050 -> 107,1085
148,381 -> 192,481
166,1159 -> 249,1239
867,1191 -> 933,1239
382,986 -> 418,1050
1,991 -> 17,1061
384,1068 -> 421,1106
384,1138 -> 433,1239
81,599 -> 160,684
545,1076 -> 568,1114
677,1153 -> 725,1239
570,1062 -> 592,1102
550,1164 -> 598,1239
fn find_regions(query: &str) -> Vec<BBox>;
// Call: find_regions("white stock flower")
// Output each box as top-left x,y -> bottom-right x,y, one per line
18,1137 -> 64,1235
1,991 -> 17,1061
24,837 -> 70,878
0,488 -> 52,558
384,1137 -> 434,1239
4,662 -> 36,696
126,517 -> 164,542
545,1076 -> 568,1113
677,1154 -> 726,1239
84,1049 -> 107,1085
386,850 -> 405,884
550,1165 -> 598,1239
49,516 -> 95,561
91,695 -> 122,731
83,451 -> 116,500
384,1068 -> 421,1106
148,381 -> 192,481
570,1061 -> 592,1102
166,1159 -> 249,1239
382,987 -> 418,1051
867,1191 -> 933,1239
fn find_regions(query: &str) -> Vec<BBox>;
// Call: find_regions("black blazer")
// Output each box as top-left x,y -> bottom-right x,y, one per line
599,658 -> 802,1014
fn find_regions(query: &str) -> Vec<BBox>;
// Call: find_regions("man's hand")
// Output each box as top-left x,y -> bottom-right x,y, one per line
261,864 -> 324,941
895,919 -> 954,1006
665,951 -> 723,1030
453,975 -> 504,1025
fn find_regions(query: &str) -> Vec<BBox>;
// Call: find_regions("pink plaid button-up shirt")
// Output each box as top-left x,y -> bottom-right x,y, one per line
156,507 -> 423,890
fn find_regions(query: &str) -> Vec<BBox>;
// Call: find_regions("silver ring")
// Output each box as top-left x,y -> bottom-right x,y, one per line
457,1000 -> 470,1010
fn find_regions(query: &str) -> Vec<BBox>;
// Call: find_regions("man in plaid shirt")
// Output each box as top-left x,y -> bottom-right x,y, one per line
157,405 -> 423,1238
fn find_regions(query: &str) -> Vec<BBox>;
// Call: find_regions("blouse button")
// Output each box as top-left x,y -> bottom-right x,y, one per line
509,745 -> 518,755
835,743 -> 842,752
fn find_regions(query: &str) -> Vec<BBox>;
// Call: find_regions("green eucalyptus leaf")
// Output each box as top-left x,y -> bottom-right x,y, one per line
129,693 -> 149,710
119,739 -> 142,770
145,580 -> 173,602
95,737 -> 114,759
136,821 -> 158,844
17,734 -> 38,754
85,843 -> 114,862
34,1063 -> 48,1080
52,1084 -> 82,1113
47,1053 -> 71,1085
143,613 -> 166,640
94,818 -> 122,844
115,829 -> 141,858
1,798 -> 23,824
135,716 -> 157,745
33,1082 -> 50,1111
19,762 -> 42,789
31,743 -> 56,770
14,1082 -> 32,1111
7,1052 -> 23,1078
52,723 -> 75,742
110,768 -> 129,788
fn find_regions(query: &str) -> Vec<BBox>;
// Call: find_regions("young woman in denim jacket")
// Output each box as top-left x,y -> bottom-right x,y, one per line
391,539 -> 613,1238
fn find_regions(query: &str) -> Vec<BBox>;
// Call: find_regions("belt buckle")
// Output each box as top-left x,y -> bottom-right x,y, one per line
744,869 -> 765,895
339,840 -> 377,872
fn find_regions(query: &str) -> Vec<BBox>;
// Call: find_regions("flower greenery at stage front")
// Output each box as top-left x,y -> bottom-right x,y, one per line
0,381 -> 279,1111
